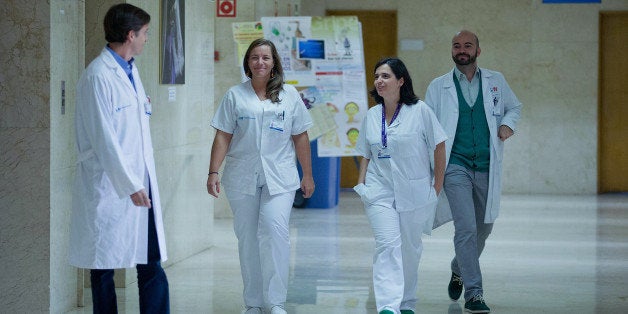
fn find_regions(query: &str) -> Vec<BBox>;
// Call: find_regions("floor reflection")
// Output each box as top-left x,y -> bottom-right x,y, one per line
68,192 -> 628,313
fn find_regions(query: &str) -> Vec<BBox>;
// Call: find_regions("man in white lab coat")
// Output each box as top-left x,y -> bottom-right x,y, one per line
69,3 -> 169,313
425,30 -> 522,314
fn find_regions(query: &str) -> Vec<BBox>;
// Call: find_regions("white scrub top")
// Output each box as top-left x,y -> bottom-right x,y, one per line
211,81 -> 313,196
355,101 -> 447,220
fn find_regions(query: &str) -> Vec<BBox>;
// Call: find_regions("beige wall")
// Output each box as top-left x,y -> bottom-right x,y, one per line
298,0 -> 628,194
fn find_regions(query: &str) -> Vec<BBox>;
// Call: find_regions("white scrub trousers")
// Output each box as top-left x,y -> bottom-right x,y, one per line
365,204 -> 426,313
226,181 -> 296,309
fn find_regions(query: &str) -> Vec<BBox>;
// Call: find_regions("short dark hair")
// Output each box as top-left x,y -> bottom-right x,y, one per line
242,38 -> 285,103
103,3 -> 151,44
369,57 -> 419,105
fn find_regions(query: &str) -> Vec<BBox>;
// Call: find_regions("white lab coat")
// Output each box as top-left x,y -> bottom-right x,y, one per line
211,81 -> 313,196
424,67 -> 522,228
354,101 -> 448,234
69,48 -> 167,269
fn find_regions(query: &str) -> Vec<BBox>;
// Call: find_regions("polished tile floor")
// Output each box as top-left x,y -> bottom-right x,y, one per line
68,191 -> 628,313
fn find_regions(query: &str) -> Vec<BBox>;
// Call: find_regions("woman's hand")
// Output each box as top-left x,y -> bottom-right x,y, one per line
206,130 -> 232,198
300,175 -> 315,198
292,131 -> 315,198
206,173 -> 221,198
433,142 -> 446,196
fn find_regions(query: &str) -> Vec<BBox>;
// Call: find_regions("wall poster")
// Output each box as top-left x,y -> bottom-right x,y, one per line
259,16 -> 367,157
161,0 -> 185,84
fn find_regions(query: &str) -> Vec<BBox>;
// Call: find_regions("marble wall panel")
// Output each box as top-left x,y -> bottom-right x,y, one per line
49,166 -> 79,312
50,0 -> 84,312
0,0 -> 51,312
0,128 -> 50,312
0,1 -> 51,129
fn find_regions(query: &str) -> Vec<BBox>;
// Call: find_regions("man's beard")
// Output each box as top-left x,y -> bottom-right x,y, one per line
453,52 -> 477,66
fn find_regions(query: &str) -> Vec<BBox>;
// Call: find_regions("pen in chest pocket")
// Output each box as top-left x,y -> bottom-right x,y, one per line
145,95 -> 152,116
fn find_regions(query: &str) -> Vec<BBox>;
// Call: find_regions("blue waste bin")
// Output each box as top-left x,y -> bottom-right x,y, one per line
297,141 -> 340,209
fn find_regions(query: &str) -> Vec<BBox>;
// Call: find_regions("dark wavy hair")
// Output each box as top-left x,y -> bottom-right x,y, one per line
369,57 -> 419,105
242,38 -> 285,103
103,3 -> 151,44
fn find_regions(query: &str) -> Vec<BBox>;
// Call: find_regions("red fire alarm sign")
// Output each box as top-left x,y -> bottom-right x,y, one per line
217,0 -> 236,17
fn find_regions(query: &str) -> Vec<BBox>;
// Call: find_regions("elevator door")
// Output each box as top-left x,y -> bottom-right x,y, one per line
598,12 -> 628,193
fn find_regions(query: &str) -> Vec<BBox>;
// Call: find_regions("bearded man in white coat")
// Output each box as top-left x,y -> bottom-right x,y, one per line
425,30 -> 522,314
69,3 -> 169,313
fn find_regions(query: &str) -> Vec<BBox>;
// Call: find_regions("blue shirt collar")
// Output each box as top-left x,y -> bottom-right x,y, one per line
105,45 -> 134,76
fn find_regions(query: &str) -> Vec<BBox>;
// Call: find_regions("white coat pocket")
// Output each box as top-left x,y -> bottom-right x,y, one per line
353,183 -> 367,202
353,183 -> 377,206
223,156 -> 257,196
354,180 -> 388,206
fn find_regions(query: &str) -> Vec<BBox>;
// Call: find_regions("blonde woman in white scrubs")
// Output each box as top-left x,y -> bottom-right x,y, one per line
354,58 -> 447,314
207,38 -> 315,314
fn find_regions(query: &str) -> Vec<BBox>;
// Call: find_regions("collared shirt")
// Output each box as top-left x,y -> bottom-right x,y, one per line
105,45 -> 136,90
453,66 -> 480,106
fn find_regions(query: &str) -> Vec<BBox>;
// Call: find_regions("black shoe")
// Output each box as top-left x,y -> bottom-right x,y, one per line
448,272 -> 463,301
464,294 -> 490,313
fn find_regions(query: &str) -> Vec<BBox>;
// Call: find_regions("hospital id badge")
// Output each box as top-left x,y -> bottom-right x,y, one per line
491,87 -> 501,116
269,119 -> 284,132
378,146 -> 392,159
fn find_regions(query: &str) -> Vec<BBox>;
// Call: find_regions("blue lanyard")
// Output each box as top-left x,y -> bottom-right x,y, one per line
381,103 -> 402,148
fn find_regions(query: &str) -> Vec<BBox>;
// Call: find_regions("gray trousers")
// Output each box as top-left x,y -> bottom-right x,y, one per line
444,163 -> 493,301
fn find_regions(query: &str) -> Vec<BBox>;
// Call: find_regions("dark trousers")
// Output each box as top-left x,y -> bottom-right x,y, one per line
90,191 -> 170,314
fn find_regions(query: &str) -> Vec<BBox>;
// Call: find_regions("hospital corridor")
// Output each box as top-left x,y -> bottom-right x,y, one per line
3,1 -> 628,313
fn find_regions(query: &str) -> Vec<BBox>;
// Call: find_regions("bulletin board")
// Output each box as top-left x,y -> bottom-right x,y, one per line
259,16 -> 368,157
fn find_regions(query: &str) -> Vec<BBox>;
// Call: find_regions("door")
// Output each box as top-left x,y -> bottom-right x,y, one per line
598,12 -> 628,193
326,10 -> 397,188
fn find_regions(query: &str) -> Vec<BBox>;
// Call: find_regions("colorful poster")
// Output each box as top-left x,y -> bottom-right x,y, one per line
232,21 -> 264,67
261,16 -> 367,157
261,16 -> 315,87
161,0 -> 185,84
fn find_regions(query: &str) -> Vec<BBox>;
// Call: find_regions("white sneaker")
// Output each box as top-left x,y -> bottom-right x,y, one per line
270,305 -> 287,314
242,307 -> 263,314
